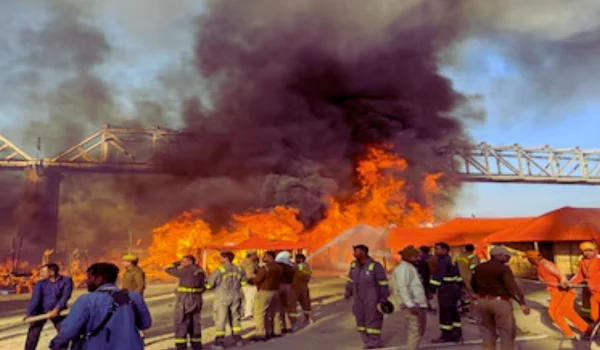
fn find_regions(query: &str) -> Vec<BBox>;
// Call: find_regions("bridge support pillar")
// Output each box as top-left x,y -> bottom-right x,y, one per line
15,166 -> 62,264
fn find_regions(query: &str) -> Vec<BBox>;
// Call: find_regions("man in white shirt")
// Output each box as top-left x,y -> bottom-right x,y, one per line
393,245 -> 428,350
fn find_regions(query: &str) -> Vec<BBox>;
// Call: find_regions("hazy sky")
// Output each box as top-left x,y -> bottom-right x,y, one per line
1,0 -> 599,220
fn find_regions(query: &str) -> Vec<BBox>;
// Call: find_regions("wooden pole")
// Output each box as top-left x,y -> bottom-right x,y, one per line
24,310 -> 69,323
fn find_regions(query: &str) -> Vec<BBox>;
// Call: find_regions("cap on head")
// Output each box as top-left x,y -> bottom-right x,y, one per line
525,250 -> 542,260
399,245 -> 420,261
122,254 -> 139,262
246,250 -> 257,256
182,255 -> 196,264
580,242 -> 597,251
490,245 -> 513,257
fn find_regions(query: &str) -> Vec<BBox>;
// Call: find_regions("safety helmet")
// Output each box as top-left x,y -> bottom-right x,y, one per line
377,300 -> 395,314
122,253 -> 139,262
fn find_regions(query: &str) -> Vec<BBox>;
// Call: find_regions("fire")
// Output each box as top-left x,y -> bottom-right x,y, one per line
0,145 -> 441,293
145,145 -> 440,273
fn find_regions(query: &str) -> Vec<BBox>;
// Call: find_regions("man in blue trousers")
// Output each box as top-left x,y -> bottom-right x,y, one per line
24,263 -> 73,350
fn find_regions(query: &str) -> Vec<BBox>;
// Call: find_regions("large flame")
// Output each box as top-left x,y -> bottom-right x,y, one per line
2,145 -> 441,292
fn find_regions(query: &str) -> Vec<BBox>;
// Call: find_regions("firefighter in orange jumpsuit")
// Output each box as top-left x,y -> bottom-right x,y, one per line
526,251 -> 591,339
571,241 -> 600,322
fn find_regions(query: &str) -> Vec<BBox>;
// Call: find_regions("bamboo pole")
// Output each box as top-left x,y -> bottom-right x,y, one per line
23,310 -> 69,323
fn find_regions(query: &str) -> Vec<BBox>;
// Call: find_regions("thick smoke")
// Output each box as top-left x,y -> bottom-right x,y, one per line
161,0 -> 472,226
1,0 -> 600,261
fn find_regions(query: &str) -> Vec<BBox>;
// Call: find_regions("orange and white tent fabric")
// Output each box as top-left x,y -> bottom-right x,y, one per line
387,217 -> 531,253
480,207 -> 600,245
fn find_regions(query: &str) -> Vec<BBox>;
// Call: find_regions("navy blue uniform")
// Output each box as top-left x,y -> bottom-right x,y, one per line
429,254 -> 462,341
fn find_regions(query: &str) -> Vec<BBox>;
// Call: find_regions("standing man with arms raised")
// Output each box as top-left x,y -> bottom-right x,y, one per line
393,246 -> 428,350
49,262 -> 151,350
345,244 -> 390,349
166,255 -> 206,350
472,246 -> 530,350
24,263 -> 73,350
241,251 -> 259,320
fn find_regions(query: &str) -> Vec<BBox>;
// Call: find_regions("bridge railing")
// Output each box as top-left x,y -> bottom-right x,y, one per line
451,143 -> 600,184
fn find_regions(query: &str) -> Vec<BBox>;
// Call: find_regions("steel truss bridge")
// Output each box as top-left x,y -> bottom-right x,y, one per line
1,124 -> 600,184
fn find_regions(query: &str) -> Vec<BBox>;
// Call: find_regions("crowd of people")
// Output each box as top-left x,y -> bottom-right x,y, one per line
20,240 -> 600,350
22,249 -> 313,350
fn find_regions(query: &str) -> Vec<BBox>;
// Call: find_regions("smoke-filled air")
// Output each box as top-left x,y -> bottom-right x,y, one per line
0,0 -> 599,271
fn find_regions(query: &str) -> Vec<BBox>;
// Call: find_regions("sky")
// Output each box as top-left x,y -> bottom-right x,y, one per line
1,0 -> 600,220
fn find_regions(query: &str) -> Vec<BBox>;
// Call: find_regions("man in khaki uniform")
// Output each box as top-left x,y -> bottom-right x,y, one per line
455,244 -> 479,322
241,251 -> 259,319
291,253 -> 313,326
121,254 -> 146,295
249,250 -> 283,341
471,246 -> 530,350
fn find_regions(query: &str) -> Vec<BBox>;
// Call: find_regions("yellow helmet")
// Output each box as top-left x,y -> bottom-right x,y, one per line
122,253 -> 139,262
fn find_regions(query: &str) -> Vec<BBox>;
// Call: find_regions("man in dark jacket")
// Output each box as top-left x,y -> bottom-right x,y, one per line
249,250 -> 283,341
24,263 -> 73,350
345,244 -> 390,349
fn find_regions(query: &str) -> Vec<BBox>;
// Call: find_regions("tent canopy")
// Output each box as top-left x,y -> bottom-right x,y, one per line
387,217 -> 531,251
206,232 -> 307,251
481,207 -> 600,244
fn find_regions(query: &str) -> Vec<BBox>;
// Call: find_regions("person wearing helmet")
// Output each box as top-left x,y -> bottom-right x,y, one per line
393,245 -> 427,350
570,241 -> 600,322
526,250 -> 591,339
121,254 -> 146,296
206,250 -> 247,349
344,244 -> 390,349
275,251 -> 295,333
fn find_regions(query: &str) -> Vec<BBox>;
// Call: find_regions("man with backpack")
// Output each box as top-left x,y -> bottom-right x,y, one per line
49,262 -> 152,350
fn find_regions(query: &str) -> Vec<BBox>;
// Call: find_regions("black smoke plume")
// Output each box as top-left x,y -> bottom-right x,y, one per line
160,1 -> 473,226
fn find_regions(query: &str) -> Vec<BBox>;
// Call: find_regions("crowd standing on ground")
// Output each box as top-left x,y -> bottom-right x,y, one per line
21,240 -> 600,349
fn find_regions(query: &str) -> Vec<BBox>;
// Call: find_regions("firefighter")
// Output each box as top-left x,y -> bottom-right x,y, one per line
291,253 -> 313,326
455,244 -> 479,322
121,254 -> 146,295
526,250 -> 592,339
344,244 -> 390,349
570,241 -> 600,322
275,251 -> 295,333
428,242 -> 462,343
165,255 -> 206,350
206,250 -> 247,350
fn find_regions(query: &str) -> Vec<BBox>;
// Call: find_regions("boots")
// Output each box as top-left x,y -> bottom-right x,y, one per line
233,334 -> 244,347
212,336 -> 225,350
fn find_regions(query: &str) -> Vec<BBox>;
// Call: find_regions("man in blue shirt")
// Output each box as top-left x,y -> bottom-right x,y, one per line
49,262 -> 152,350
24,263 -> 74,350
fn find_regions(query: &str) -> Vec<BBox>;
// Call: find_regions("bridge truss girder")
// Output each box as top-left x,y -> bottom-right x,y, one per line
1,126 -> 600,184
451,143 -> 600,184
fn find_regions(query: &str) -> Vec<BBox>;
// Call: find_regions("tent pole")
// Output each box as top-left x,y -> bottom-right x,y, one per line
201,249 -> 207,271
533,242 -> 539,251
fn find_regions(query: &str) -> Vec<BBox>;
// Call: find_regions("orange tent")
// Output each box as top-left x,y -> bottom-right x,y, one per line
206,232 -> 307,251
387,217 -> 532,252
480,207 -> 600,244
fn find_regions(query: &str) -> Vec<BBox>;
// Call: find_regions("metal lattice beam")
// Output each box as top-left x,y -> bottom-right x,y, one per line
2,126 -> 600,184
451,143 -> 600,184
0,134 -> 32,168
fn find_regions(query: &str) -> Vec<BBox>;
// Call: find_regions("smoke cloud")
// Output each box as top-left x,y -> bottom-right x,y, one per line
1,0 -> 600,260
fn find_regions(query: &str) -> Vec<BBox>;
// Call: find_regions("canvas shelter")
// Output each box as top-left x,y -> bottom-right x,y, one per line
478,207 -> 600,275
386,217 -> 531,253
